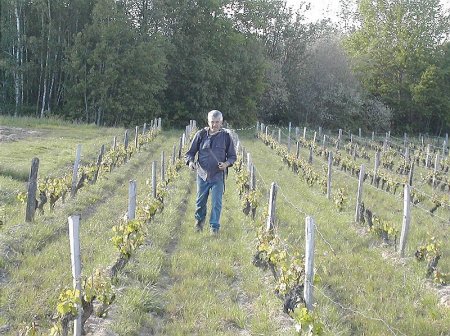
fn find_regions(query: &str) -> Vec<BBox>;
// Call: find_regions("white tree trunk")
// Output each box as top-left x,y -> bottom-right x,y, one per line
14,1 -> 22,117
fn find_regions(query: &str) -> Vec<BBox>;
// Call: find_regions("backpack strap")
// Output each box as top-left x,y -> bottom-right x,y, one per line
197,127 -> 208,151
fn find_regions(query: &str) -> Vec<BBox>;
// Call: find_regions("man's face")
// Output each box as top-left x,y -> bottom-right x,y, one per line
208,117 -> 223,132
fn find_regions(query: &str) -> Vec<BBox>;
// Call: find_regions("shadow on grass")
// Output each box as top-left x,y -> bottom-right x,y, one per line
0,165 -> 29,182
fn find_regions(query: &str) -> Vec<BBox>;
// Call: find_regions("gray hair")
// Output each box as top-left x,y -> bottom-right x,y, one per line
208,110 -> 223,121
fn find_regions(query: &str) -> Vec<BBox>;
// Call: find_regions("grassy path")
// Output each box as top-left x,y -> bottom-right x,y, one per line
106,162 -> 294,335
239,133 -> 450,336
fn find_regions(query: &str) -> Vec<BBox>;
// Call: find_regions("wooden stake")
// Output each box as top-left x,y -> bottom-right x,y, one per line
134,127 -> 139,150
152,161 -> 157,199
25,158 -> 39,222
92,144 -> 105,184
399,184 -> 411,258
71,144 -> 82,198
68,215 -> 82,336
128,180 -> 137,220
372,151 -> 380,185
161,151 -> 166,182
266,182 -> 277,231
355,164 -> 365,222
327,152 -> 333,199
304,216 -> 315,311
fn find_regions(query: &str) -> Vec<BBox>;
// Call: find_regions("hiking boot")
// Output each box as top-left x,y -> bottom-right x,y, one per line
210,227 -> 219,235
195,219 -> 205,232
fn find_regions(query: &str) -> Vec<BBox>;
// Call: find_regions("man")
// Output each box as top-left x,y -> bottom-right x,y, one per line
185,110 -> 237,234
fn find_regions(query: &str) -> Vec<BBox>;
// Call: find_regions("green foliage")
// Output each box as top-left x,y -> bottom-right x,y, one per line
291,307 -> 324,336
369,216 -> 398,242
55,289 -> 81,317
275,254 -> 304,296
83,269 -> 115,316
111,219 -> 146,258
344,0 -> 450,132
333,188 -> 347,212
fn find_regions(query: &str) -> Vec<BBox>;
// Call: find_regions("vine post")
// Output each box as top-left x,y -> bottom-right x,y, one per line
318,126 -> 322,137
178,135 -> 183,159
128,180 -> 137,220
151,161 -> 157,199
355,164 -> 365,223
303,127 -> 307,139
134,126 -> 138,151
432,152 -> 440,189
308,146 -> 313,164
278,128 -> 281,144
181,132 -> 186,148
92,144 -> 105,184
124,129 -> 129,162
256,121 -> 259,137
313,131 -> 317,144
399,184 -> 411,258
143,123 -> 147,134
372,151 -> 380,185
172,144 -> 176,165
304,216 -> 315,311
288,122 -> 291,152
359,128 -> 362,138
161,151 -> 165,182
68,215 -> 82,336
247,153 -> 252,173
266,182 -> 277,232
71,144 -> 82,198
405,146 -> 410,164
25,157 -> 39,222
322,134 -> 326,148
371,131 -> 375,141
250,165 -> 256,191
112,136 -> 117,151
426,144 -> 431,168
296,141 -> 300,159
337,129 -> 342,150
327,152 -> 333,200
408,161 -> 415,186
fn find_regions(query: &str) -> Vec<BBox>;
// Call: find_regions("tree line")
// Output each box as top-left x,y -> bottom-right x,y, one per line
0,0 -> 449,134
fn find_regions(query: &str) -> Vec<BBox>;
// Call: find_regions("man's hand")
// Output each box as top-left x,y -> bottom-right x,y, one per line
218,162 -> 229,171
189,161 -> 196,171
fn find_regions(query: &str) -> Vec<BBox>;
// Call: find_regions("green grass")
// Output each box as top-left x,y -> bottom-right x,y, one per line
111,163 -> 293,335
1,120 -> 449,335
0,125 -> 181,333
241,131 -> 450,335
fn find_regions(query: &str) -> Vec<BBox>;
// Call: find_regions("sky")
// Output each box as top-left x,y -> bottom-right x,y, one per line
285,0 -> 450,23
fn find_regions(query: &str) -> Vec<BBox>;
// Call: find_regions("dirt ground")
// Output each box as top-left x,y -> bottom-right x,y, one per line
0,126 -> 40,142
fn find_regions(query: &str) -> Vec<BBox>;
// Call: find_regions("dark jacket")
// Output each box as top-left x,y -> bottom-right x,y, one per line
185,128 -> 237,182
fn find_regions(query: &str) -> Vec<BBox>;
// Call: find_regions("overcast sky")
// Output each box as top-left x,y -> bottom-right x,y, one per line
285,0 -> 450,23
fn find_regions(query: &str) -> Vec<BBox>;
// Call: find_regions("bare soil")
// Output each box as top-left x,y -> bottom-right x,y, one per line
0,126 -> 41,142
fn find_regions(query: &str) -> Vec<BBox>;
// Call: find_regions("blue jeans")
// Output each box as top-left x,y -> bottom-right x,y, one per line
195,175 -> 224,230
